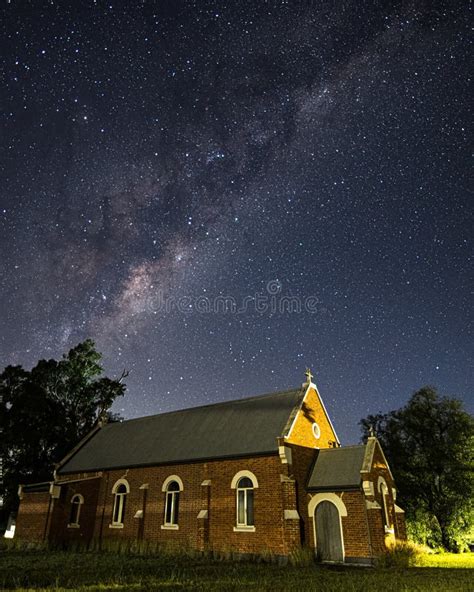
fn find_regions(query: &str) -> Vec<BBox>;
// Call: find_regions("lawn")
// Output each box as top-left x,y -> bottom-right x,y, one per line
0,547 -> 472,592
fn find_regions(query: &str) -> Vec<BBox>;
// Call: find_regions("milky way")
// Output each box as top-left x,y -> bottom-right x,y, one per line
1,1 -> 472,443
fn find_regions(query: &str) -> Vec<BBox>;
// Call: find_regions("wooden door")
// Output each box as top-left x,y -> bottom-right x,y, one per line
315,501 -> 344,562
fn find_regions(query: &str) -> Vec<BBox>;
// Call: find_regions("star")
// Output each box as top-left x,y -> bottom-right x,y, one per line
0,1 -> 471,443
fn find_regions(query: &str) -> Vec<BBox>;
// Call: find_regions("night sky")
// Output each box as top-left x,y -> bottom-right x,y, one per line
1,1 -> 472,444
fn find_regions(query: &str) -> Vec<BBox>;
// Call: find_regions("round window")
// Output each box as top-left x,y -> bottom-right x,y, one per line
312,422 -> 321,439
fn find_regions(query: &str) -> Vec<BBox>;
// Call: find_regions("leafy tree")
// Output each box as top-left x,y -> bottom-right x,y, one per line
0,339 -> 126,527
360,387 -> 474,551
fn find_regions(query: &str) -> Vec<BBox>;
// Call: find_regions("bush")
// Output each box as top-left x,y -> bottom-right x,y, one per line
375,540 -> 421,568
407,506 -> 474,553
407,510 -> 443,550
443,506 -> 474,553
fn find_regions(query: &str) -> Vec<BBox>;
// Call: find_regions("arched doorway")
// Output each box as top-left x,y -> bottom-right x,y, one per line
314,501 -> 344,562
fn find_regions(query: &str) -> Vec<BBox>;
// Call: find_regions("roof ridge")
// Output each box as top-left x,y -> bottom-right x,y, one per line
319,444 -> 366,451
107,387 -> 303,427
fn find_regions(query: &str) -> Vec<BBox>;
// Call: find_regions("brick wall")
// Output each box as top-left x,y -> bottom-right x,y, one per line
287,443 -> 316,547
395,511 -> 407,540
15,491 -> 51,542
340,491 -> 371,559
51,453 -> 299,556
366,505 -> 386,555
285,386 -> 337,449
363,440 -> 407,554
49,477 -> 101,546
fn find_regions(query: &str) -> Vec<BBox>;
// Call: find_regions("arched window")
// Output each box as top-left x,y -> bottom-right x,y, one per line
111,479 -> 129,526
236,477 -> 254,527
231,471 -> 258,530
164,480 -> 181,526
68,494 -> 84,527
380,483 -> 390,527
378,477 -> 393,533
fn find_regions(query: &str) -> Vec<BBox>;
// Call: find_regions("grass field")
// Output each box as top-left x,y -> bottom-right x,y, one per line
0,547 -> 472,592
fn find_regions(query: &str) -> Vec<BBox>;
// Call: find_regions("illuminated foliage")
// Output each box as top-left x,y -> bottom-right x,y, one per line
361,387 -> 473,552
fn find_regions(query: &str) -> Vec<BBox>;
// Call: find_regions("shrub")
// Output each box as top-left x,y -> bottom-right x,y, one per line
443,506 -> 474,553
375,540 -> 421,568
406,510 -> 443,550
407,505 -> 474,553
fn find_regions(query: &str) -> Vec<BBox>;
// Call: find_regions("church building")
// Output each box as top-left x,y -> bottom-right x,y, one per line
15,372 -> 406,563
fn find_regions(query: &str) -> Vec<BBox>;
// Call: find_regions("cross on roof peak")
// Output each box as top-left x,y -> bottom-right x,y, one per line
305,368 -> 313,383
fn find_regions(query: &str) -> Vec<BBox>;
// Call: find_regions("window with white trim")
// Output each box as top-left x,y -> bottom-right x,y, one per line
236,477 -> 254,527
111,480 -> 129,525
68,494 -> 84,527
378,478 -> 394,534
164,480 -> 180,526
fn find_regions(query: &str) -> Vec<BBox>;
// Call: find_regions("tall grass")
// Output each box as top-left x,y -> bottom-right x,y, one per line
0,542 -> 472,591
375,540 -> 422,568
288,545 -> 315,566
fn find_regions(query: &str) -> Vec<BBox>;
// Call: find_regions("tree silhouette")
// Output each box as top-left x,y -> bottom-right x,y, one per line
0,340 -> 126,527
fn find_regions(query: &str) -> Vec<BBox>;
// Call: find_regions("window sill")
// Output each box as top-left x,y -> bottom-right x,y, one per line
161,524 -> 179,530
67,524 -> 80,529
233,525 -> 256,533
109,523 -> 124,529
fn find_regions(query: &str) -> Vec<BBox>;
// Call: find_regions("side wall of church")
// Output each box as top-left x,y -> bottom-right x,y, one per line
28,453 -> 302,557
48,477 -> 102,547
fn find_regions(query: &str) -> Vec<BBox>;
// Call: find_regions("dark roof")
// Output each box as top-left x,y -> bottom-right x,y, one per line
58,388 -> 304,474
307,445 -> 367,490
21,482 -> 51,493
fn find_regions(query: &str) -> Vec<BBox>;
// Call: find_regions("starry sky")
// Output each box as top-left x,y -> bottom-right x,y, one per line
1,0 -> 472,444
